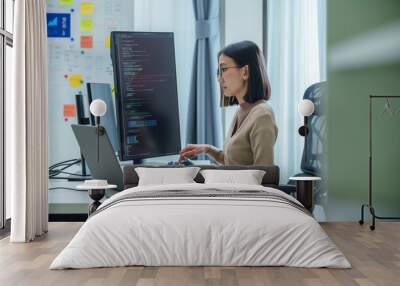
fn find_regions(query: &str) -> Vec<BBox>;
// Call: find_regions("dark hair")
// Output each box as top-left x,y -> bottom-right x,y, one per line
218,41 -> 271,106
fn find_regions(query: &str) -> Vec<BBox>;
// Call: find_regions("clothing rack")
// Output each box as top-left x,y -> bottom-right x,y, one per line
359,95 -> 400,230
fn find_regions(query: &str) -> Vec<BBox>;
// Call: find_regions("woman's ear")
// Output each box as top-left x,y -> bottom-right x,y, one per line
241,65 -> 249,80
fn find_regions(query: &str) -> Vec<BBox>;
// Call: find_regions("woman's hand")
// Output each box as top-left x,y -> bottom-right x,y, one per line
179,144 -> 210,161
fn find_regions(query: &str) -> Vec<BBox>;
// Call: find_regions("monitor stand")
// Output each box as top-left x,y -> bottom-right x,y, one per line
71,124 -> 124,190
69,94 -> 92,181
67,154 -> 92,181
132,159 -> 143,165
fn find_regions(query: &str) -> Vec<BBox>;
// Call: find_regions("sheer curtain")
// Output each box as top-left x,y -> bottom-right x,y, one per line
186,0 -> 222,152
267,0 -> 326,183
9,0 -> 48,242
133,0 -> 195,146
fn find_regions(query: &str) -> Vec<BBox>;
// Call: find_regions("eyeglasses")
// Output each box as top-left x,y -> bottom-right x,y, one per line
216,66 -> 240,77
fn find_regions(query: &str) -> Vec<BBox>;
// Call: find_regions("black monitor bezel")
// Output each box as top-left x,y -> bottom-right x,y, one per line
110,31 -> 181,161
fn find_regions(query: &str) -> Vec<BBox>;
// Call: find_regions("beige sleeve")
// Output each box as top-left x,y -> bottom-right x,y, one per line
206,145 -> 225,165
249,114 -> 277,166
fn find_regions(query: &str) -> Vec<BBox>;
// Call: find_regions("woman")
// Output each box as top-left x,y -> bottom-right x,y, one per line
179,41 -> 278,166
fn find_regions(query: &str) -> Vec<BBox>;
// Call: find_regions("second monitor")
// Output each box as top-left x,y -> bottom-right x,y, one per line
87,82 -> 120,154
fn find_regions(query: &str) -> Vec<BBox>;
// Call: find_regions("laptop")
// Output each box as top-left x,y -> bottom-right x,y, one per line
71,124 -> 124,190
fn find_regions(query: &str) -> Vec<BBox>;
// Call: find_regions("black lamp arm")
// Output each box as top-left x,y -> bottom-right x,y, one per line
298,116 -> 309,136
95,116 -> 105,135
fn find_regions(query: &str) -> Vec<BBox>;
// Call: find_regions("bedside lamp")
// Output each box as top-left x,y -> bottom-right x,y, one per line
89,99 -> 107,162
298,99 -> 315,136
292,98 -> 320,213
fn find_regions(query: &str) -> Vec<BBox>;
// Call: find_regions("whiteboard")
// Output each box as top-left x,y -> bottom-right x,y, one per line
47,0 -> 134,164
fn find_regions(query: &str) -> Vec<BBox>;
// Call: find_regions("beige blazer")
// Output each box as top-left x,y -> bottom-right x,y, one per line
207,101 -> 278,166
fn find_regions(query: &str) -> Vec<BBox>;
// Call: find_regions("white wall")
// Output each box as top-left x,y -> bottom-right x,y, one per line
222,0 -> 263,135
224,0 -> 263,47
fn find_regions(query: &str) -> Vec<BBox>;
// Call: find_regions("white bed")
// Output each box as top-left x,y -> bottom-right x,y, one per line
50,183 -> 351,269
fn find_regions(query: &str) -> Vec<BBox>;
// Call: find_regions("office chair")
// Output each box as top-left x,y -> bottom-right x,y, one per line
280,81 -> 327,201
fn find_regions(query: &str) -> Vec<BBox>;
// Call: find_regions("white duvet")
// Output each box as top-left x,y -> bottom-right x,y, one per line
50,183 -> 351,269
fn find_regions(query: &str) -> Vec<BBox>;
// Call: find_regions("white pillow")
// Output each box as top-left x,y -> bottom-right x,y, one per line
135,167 -> 201,186
200,169 -> 266,185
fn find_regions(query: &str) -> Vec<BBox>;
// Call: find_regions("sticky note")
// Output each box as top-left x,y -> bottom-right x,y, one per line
80,36 -> 93,48
105,35 -> 111,48
80,19 -> 93,33
80,2 -> 94,15
64,104 -> 76,118
68,74 -> 82,87
59,0 -> 73,6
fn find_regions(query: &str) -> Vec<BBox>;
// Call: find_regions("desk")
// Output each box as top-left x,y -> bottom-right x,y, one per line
289,176 -> 321,212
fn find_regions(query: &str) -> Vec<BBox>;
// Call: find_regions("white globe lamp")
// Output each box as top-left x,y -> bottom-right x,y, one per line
89,99 -> 107,162
298,99 -> 315,136
298,99 -> 315,117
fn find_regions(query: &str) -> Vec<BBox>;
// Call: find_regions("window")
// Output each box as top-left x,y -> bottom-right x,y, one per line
5,0 -> 13,33
1,0 -> 14,230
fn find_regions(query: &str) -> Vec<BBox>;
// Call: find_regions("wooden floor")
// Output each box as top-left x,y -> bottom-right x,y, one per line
0,222 -> 399,286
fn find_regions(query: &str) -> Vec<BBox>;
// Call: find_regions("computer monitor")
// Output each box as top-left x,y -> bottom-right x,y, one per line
87,83 -> 120,154
110,31 -> 181,161
71,124 -> 124,190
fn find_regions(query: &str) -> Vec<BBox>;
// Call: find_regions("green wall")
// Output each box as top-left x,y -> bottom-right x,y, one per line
326,0 -> 400,220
